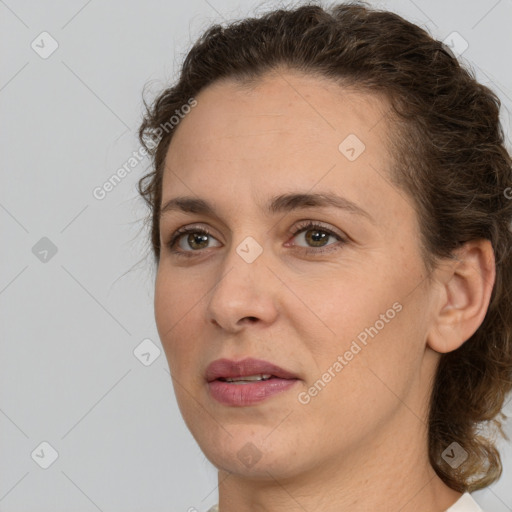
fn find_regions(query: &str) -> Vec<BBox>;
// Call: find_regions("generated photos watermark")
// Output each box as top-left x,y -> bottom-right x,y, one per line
92,98 -> 197,200
297,301 -> 403,405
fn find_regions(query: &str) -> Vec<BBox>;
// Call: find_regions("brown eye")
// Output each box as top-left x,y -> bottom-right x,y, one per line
167,226 -> 221,256
289,221 -> 347,254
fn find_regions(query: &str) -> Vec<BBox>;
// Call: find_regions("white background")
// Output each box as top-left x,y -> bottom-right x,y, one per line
1,0 -> 511,510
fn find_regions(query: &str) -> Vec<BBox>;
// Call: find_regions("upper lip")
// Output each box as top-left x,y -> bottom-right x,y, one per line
205,357 -> 299,382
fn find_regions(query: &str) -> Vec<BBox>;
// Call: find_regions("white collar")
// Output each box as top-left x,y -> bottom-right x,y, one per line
445,492 -> 484,511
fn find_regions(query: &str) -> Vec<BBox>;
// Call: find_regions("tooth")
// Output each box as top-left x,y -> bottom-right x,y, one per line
225,374 -> 272,382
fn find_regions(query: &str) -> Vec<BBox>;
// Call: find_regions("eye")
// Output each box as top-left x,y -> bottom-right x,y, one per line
287,221 -> 347,254
165,221 -> 347,258
166,225 -> 221,257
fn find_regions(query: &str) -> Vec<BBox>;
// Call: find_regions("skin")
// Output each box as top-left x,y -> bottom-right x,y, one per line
154,68 -> 495,512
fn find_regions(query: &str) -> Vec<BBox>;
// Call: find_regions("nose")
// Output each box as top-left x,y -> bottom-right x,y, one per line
206,238 -> 279,332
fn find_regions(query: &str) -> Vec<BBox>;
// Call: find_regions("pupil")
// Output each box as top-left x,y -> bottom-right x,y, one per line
307,229 -> 327,247
189,233 -> 208,249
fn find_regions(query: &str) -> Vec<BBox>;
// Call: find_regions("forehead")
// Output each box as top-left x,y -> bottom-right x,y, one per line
169,70 -> 391,152
161,70 -> 402,219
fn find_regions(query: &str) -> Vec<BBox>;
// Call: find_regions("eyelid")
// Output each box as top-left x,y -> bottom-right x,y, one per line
285,220 -> 347,254
288,219 -> 346,240
167,223 -> 221,250
165,220 -> 348,257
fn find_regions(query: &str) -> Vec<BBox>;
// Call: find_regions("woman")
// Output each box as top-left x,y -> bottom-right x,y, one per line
137,2 -> 512,511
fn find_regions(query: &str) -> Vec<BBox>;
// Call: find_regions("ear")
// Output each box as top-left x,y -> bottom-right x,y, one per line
427,239 -> 496,354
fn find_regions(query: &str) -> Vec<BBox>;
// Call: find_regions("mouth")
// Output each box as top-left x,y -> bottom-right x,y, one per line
217,374 -> 275,383
205,357 -> 299,383
205,357 -> 300,406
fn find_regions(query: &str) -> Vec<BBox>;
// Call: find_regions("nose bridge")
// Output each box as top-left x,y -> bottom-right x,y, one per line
206,231 -> 276,329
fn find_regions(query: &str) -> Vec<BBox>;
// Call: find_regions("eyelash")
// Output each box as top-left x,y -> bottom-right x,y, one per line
165,221 -> 347,259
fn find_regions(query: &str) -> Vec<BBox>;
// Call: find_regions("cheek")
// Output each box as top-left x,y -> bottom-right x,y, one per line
293,259 -> 424,379
154,270 -> 203,369
295,299 -> 423,446
313,280 -> 428,411
154,266 -> 203,326
154,274 -> 174,345
290,270 -> 395,345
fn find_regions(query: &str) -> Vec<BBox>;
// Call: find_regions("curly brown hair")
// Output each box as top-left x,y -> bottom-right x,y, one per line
137,0 -> 512,493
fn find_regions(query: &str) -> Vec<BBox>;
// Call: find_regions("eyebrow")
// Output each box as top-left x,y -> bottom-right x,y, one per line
160,192 -> 374,223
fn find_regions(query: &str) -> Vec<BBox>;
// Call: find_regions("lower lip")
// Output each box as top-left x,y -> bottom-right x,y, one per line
207,377 -> 299,406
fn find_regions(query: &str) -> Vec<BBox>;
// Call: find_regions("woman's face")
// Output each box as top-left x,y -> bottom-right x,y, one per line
155,70 -> 440,480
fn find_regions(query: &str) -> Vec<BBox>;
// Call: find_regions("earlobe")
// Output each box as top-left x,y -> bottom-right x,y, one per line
427,239 -> 496,354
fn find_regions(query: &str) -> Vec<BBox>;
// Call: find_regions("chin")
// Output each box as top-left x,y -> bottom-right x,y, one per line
198,432 -> 310,480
